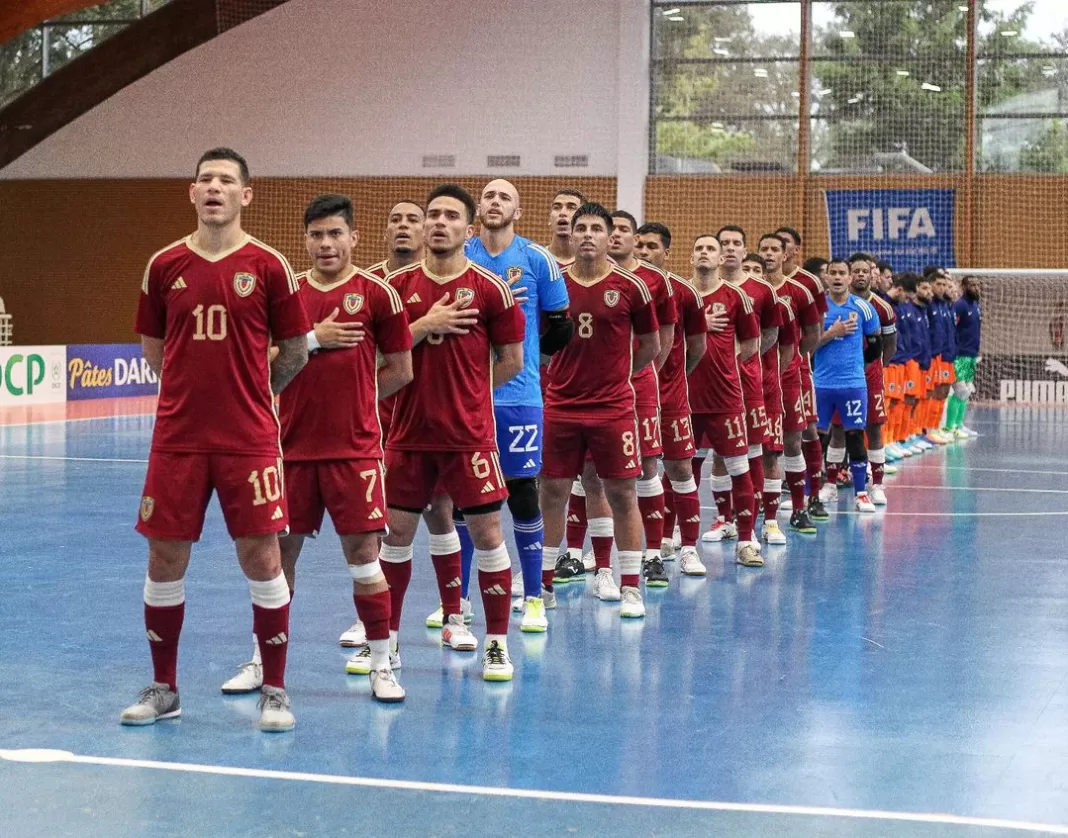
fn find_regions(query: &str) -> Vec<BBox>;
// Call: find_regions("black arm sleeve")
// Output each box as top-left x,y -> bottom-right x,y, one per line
863,333 -> 883,365
539,309 -> 575,356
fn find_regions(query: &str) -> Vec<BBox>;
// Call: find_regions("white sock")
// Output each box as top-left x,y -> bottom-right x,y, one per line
368,638 -> 389,670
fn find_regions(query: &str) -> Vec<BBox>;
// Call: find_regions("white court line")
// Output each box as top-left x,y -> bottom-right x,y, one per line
0,749 -> 1065,835
700,506 -> 1068,517
0,454 -> 147,464
0,413 -> 155,429
904,466 -> 1068,477
883,485 -> 1068,494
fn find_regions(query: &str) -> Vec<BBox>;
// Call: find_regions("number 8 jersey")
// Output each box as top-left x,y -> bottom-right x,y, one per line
135,235 -> 310,455
544,266 -> 658,421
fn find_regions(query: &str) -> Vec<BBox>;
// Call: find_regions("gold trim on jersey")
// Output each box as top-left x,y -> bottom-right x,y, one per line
784,276 -> 816,305
184,233 -> 251,263
723,280 -> 755,315
249,237 -> 301,294
638,259 -> 674,296
305,265 -> 358,293
364,272 -> 405,316
142,238 -> 188,294
422,258 -> 473,285
366,259 -> 389,278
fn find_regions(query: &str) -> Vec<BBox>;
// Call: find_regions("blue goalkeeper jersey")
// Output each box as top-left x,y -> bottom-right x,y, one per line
466,233 -> 568,407
814,294 -> 880,389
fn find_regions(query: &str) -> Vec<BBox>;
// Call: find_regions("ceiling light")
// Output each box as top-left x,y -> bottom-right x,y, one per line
958,4 -> 968,10
754,68 -> 769,78
819,88 -> 833,95
661,7 -> 681,14
847,96 -> 860,104
922,82 -> 942,92
713,48 -> 730,56
668,16 -> 684,21
1042,66 -> 1057,76
840,30 -> 855,38
1000,29 -> 1018,36
896,69 -> 910,76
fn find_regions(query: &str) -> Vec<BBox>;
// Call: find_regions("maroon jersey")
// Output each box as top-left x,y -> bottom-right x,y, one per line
280,268 -> 410,461
387,260 -> 524,452
629,261 -> 676,409
545,266 -> 657,421
736,275 -> 781,405
790,267 -> 828,315
136,235 -> 310,455
774,276 -> 820,372
658,273 -> 705,417
365,260 -> 389,279
864,292 -> 897,370
687,282 -> 759,414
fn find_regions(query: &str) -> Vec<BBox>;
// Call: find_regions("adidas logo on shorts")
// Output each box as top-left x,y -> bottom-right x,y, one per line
369,508 -> 383,520
480,481 -> 496,494
271,506 -> 284,521
625,460 -> 636,469
264,633 -> 288,646
523,459 -> 537,469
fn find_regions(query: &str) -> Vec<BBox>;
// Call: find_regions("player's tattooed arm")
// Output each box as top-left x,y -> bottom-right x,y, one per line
759,326 -> 779,355
738,336 -> 759,362
142,336 -> 164,378
491,342 -> 524,388
270,335 -> 309,393
632,331 -> 660,374
684,332 -> 706,375
778,340 -> 795,371
655,324 -> 674,371
800,323 -> 820,355
881,331 -> 897,366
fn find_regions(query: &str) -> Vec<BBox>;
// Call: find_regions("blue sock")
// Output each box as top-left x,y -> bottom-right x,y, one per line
850,460 -> 868,495
513,514 -> 545,598
456,519 -> 475,599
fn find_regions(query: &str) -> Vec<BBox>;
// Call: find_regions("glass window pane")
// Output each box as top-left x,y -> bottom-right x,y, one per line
979,115 -> 1068,172
653,117 -> 798,173
0,29 -> 43,109
653,2 -> 801,61
46,23 -> 132,75
979,56 -> 1068,116
653,60 -> 801,121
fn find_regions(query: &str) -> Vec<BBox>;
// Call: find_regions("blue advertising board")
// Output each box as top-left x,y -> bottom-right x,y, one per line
824,188 -> 956,272
66,344 -> 159,400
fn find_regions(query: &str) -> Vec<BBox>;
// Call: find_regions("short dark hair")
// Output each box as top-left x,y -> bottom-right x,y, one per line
636,222 -> 672,249
775,226 -> 802,247
826,257 -> 851,272
427,183 -> 476,223
848,252 -> 875,267
716,224 -> 746,244
610,210 -> 638,232
389,199 -> 425,216
803,257 -> 827,276
758,232 -> 787,251
742,252 -> 764,267
894,272 -> 919,293
304,194 -> 354,229
571,202 -> 613,231
196,147 -> 250,185
876,260 -> 893,273
922,265 -> 942,278
553,188 -> 587,204
693,233 -> 721,248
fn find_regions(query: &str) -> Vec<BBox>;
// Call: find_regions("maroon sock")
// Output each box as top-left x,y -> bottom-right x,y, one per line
674,485 -> 701,547
661,473 -> 676,539
826,462 -> 840,486
380,559 -> 412,632
353,589 -> 390,642
803,437 -> 824,493
566,490 -> 588,550
714,490 -> 733,522
872,462 -> 885,486
145,603 -> 184,691
478,568 -> 512,635
730,472 -> 755,542
592,536 -> 613,570
786,469 -> 807,510
253,602 -> 291,690
637,490 -> 665,555
763,485 -> 781,522
431,553 -> 462,622
748,456 -> 765,525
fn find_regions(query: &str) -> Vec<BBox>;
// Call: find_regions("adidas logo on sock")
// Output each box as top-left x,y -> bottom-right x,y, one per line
264,633 -> 288,646
480,481 -> 496,494
145,630 -> 163,642
482,584 -> 508,596
368,508 -> 383,520
567,514 -> 580,523
523,542 -> 543,551
445,578 -> 462,588
646,511 -> 663,519
686,515 -> 701,522
271,506 -> 284,521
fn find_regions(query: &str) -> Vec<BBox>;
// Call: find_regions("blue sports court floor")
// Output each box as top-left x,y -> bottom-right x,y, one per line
1,401 -> 1066,837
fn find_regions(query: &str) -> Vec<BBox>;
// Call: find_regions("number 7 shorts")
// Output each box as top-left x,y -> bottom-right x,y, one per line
494,404 -> 543,479
285,459 -> 387,536
136,451 -> 289,541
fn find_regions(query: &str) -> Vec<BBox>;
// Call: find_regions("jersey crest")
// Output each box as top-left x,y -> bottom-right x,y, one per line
604,289 -> 620,307
233,272 -> 257,297
507,266 -> 522,282
711,301 -> 727,316
344,293 -> 364,314
456,287 -> 476,308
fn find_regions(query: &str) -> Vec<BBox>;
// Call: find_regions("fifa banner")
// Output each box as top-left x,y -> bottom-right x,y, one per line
824,188 -> 956,273
968,274 -> 1068,404
66,344 -> 159,400
0,345 -> 67,405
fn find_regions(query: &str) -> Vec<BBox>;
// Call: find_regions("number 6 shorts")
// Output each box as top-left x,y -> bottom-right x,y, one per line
541,413 -> 642,481
136,451 -> 289,541
385,448 -> 508,512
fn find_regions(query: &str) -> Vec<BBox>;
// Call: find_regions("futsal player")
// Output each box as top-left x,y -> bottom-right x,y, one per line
122,148 -> 310,732
947,276 -> 982,436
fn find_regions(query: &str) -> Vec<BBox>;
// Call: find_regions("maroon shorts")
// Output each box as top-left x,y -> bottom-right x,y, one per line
660,412 -> 697,461
542,414 -> 641,480
692,411 -> 749,459
866,363 -> 888,425
635,401 -> 663,459
136,451 -> 288,541
744,403 -> 771,447
385,449 -> 507,511
286,459 -> 387,536
781,367 -> 807,433
764,410 -> 784,453
799,356 -> 818,424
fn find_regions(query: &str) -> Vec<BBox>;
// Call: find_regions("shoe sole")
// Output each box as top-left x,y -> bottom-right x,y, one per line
425,618 -> 443,628
644,579 -> 669,588
345,664 -> 371,676
620,610 -> 645,618
790,527 -> 817,534
681,569 -> 707,576
260,721 -> 295,733
120,708 -> 181,726
447,641 -> 478,652
339,639 -> 368,648
808,513 -> 829,521
520,623 -> 548,633
483,671 -> 514,682
221,684 -> 262,695
736,558 -> 765,567
596,594 -> 622,602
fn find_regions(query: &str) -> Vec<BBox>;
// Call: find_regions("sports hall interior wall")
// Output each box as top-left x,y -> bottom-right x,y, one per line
1,173 -> 1063,345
